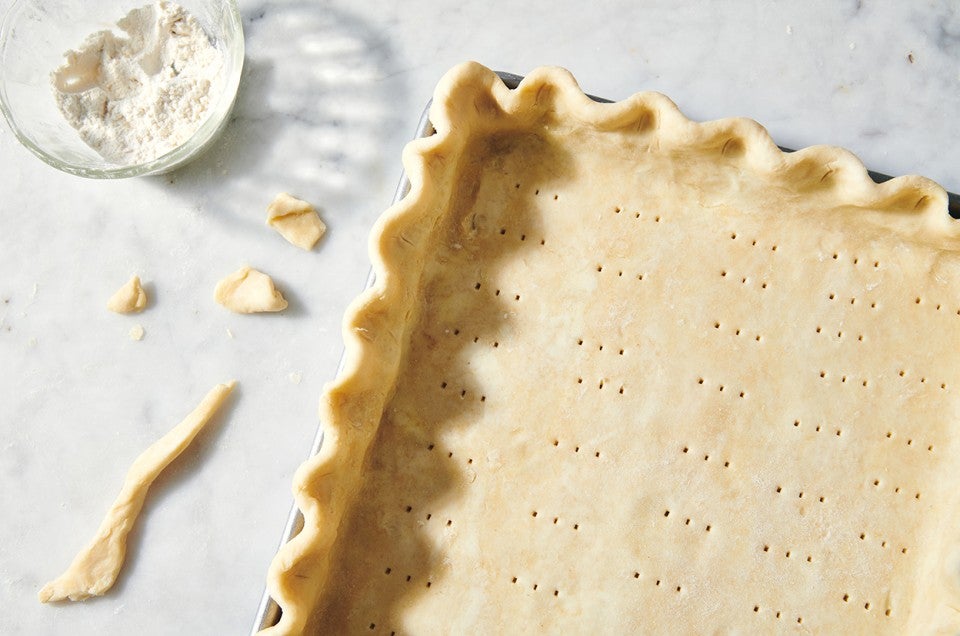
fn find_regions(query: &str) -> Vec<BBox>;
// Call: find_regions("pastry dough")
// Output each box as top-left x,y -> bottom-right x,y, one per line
106,275 -> 147,313
214,266 -> 288,313
267,192 -> 326,251
262,63 -> 960,634
39,381 -> 236,602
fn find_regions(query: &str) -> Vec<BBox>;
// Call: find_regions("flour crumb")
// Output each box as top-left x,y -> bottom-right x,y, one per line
289,371 -> 302,385
129,325 -> 145,341
51,2 -> 224,165
226,327 -> 234,339
785,25 -> 792,35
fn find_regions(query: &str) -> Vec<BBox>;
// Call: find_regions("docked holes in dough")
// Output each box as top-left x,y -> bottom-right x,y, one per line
106,275 -> 147,313
214,266 -> 288,314
266,192 -> 327,251
265,63 -> 960,635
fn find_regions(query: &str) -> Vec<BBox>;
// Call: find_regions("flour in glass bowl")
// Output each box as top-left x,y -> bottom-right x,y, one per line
51,1 -> 224,165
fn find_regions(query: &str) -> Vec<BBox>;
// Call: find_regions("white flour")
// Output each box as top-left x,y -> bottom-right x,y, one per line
52,2 -> 224,165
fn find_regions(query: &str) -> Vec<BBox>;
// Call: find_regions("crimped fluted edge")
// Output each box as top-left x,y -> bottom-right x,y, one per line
260,61 -> 958,634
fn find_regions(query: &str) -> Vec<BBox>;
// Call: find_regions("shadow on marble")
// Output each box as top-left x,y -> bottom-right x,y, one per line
270,273 -> 307,318
140,281 -> 157,311
153,2 -> 411,238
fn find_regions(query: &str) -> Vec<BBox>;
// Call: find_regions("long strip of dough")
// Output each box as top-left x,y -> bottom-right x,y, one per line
38,381 -> 237,603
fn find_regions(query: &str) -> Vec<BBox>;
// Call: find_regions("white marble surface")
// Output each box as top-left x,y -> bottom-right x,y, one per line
1,0 -> 958,633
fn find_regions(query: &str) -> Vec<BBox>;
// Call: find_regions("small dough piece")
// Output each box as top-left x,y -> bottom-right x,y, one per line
266,192 -> 326,250
129,324 -> 144,341
38,381 -> 236,603
214,266 -> 288,314
106,276 -> 147,313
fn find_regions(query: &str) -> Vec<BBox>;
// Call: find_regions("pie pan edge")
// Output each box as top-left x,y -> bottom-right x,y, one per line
261,61 -> 960,634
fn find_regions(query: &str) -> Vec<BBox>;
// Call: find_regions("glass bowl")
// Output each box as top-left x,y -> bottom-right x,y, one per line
0,0 -> 244,178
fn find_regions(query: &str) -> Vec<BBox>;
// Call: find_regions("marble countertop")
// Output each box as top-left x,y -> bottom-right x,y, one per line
2,1 -> 958,633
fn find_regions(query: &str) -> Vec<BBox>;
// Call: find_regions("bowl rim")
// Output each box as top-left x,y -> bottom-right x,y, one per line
0,0 -> 245,179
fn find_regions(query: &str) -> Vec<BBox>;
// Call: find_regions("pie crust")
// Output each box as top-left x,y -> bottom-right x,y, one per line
262,62 -> 960,634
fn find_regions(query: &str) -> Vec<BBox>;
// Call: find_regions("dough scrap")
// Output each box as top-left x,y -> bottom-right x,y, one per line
267,192 -> 326,251
39,381 -> 236,603
214,266 -> 288,314
106,276 -> 147,313
129,324 -> 144,341
262,63 -> 960,634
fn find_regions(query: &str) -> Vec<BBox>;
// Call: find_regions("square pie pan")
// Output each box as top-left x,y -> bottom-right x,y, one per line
251,70 -> 960,633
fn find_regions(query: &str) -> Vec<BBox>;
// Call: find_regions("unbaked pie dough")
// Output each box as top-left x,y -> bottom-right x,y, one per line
39,381 -> 235,602
267,192 -> 326,251
261,63 -> 960,634
106,275 -> 147,313
215,266 -> 288,313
